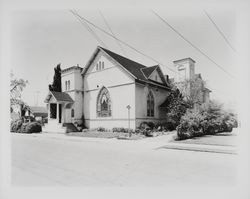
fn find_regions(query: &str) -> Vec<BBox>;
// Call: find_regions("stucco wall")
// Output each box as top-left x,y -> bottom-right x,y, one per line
135,83 -> 169,128
149,69 -> 163,83
83,51 -> 136,129
61,68 -> 83,124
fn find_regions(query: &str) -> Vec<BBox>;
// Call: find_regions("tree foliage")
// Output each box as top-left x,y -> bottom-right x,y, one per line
175,78 -> 206,107
48,64 -> 62,119
165,85 -> 189,129
10,72 -> 28,103
49,64 -> 62,92
10,72 -> 29,114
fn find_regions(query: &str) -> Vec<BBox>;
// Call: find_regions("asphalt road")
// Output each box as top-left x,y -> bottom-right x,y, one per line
12,133 -> 237,186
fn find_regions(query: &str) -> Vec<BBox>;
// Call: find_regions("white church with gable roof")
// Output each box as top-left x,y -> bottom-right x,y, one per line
44,46 -> 210,132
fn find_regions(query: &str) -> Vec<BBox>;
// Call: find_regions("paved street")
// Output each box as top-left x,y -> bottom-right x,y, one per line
12,133 -> 237,186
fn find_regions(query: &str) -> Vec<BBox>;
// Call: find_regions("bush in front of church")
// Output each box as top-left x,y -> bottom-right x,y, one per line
176,101 -> 237,140
11,119 -> 23,133
20,122 -> 42,133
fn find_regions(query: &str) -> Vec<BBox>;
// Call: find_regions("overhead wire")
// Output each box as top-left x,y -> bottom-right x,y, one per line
70,9 -> 108,48
203,10 -> 236,53
99,10 -> 127,56
151,10 -> 236,79
69,9 -> 177,74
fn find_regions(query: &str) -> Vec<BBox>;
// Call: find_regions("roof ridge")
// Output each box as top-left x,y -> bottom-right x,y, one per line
99,46 -> 147,69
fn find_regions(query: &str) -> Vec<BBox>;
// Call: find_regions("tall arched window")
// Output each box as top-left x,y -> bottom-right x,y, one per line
147,91 -> 154,117
97,87 -> 112,117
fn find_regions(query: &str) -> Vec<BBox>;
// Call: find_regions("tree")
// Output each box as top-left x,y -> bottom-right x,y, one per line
48,64 -> 62,119
175,77 -> 206,108
165,84 -> 189,130
49,63 -> 62,92
10,72 -> 29,116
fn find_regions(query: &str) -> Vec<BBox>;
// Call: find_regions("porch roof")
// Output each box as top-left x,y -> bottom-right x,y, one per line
44,91 -> 74,103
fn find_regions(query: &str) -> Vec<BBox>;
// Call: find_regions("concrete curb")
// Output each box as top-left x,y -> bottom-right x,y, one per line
157,143 -> 237,154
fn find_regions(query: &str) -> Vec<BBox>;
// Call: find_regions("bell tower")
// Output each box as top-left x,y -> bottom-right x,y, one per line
173,58 -> 195,83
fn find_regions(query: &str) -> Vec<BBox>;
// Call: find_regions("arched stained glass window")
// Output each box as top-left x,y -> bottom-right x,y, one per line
96,87 -> 112,117
147,91 -> 154,117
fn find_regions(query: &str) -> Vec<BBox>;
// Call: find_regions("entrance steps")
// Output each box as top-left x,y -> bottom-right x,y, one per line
63,123 -> 80,133
43,119 -> 66,133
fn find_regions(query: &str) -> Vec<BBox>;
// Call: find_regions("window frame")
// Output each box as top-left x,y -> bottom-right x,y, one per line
147,91 -> 154,117
96,87 -> 112,117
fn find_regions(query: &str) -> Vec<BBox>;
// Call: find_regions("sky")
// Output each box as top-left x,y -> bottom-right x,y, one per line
11,8 -> 238,110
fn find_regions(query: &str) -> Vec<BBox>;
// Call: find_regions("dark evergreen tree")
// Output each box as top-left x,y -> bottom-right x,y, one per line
48,64 -> 62,120
165,86 -> 189,130
49,64 -> 62,92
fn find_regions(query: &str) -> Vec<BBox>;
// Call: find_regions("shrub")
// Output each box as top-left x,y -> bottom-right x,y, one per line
97,127 -> 106,132
139,122 -> 155,130
11,119 -> 23,133
112,127 -> 134,134
20,122 -> 42,133
25,122 -> 42,133
176,101 -> 238,140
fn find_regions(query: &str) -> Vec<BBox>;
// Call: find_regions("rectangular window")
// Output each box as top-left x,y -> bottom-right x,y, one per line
68,80 -> 70,90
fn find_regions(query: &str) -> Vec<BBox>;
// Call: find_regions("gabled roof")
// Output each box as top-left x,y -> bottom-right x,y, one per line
29,106 -> 47,114
45,91 -> 74,103
82,46 -> 170,90
100,47 -> 147,81
141,65 -> 158,78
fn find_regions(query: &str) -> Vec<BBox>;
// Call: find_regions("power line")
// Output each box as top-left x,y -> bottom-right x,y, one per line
151,10 -> 236,79
69,9 -> 177,74
70,10 -> 108,48
204,10 -> 236,52
99,10 -> 127,56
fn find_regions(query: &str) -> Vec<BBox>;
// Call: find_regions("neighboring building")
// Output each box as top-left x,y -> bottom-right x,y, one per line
44,46 -> 171,132
173,58 -> 211,104
25,106 -> 48,121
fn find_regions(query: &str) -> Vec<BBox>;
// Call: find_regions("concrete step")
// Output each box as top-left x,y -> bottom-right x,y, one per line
43,121 -> 66,133
63,123 -> 80,133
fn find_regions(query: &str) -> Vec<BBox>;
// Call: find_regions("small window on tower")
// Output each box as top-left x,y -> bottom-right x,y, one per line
102,61 -> 104,69
99,61 -> 102,70
71,109 -> 74,117
155,75 -> 157,81
68,80 -> 70,90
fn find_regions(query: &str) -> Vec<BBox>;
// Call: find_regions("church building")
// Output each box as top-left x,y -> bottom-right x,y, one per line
44,46 -> 209,132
